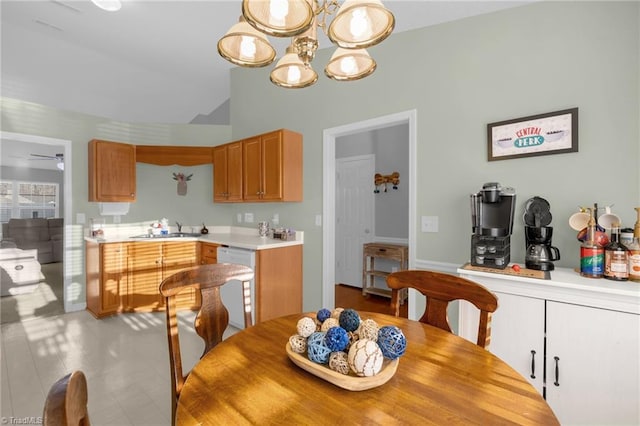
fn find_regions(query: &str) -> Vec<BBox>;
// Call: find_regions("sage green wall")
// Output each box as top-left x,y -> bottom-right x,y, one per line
1,98 -> 232,307
228,2 -> 640,311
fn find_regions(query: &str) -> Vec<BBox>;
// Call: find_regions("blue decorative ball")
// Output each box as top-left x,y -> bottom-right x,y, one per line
317,308 -> 332,323
339,308 -> 361,332
324,326 -> 349,352
377,326 -> 407,360
307,332 -> 332,364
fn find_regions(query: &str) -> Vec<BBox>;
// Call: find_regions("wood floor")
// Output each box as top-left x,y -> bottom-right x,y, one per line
334,284 -> 408,318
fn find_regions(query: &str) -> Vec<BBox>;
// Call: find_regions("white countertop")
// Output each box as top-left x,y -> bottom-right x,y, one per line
458,265 -> 640,314
85,226 -> 303,250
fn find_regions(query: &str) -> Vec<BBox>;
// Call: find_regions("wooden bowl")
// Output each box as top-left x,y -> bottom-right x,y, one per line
285,343 -> 399,391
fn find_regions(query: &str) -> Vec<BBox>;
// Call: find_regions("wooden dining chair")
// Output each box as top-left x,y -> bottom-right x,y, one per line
386,270 -> 498,349
43,370 -> 90,426
159,262 -> 254,426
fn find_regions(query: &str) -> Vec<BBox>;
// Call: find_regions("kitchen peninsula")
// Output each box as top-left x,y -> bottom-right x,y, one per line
85,226 -> 303,323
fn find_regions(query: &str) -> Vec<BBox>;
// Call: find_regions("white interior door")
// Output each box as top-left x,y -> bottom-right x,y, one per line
335,155 -> 374,287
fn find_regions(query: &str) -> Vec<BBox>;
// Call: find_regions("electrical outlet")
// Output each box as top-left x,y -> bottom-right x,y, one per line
237,213 -> 242,223
244,213 -> 254,223
421,216 -> 439,233
113,215 -> 121,224
315,214 -> 322,226
272,213 -> 279,225
76,213 -> 86,224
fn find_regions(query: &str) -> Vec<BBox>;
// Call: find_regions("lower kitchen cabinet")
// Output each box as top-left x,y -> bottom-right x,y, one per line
457,268 -> 640,425
86,241 -> 199,317
199,242 -> 219,264
86,240 -> 127,317
255,245 -> 303,323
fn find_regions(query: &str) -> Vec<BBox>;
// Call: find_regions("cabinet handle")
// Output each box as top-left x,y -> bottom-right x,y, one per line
530,350 -> 536,379
554,356 -> 560,386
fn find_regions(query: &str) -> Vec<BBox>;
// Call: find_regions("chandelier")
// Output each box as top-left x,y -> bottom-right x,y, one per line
217,0 -> 395,88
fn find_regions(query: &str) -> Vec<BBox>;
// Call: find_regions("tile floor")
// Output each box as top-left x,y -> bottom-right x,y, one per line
1,309 -> 238,425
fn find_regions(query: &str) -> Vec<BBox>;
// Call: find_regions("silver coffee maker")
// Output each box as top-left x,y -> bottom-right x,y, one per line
470,182 -> 516,269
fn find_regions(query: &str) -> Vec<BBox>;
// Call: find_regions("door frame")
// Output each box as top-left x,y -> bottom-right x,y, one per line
322,110 -> 418,318
0,131 -> 75,312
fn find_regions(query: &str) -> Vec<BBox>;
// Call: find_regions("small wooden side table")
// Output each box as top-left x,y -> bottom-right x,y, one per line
362,242 -> 408,303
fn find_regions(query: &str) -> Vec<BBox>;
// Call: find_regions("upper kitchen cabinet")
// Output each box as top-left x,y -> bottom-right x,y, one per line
213,142 -> 243,202
88,139 -> 136,202
242,129 -> 303,202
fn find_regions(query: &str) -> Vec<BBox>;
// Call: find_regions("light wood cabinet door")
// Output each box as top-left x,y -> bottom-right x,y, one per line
242,129 -> 303,202
255,245 -> 302,323
100,243 -> 127,313
242,136 -> 263,201
88,139 -> 136,202
163,242 -> 199,309
213,142 -> 242,202
86,241 -> 127,318
126,242 -> 164,311
200,242 -> 219,265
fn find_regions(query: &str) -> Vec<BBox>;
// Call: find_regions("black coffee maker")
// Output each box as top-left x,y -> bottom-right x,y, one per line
470,182 -> 516,269
523,196 -> 560,271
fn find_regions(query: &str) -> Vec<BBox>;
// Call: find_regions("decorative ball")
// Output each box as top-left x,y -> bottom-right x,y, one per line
328,351 -> 350,375
324,326 -> 349,352
330,307 -> 344,320
296,317 -> 317,338
317,308 -> 332,323
289,335 -> 307,353
348,339 -> 384,377
307,332 -> 332,364
377,325 -> 407,360
339,308 -> 361,332
320,317 -> 339,332
357,318 -> 380,341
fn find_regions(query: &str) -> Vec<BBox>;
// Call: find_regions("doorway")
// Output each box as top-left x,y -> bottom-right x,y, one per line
322,110 -> 417,318
0,131 -> 73,321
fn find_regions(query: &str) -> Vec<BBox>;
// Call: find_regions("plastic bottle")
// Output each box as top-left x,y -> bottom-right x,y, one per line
604,223 -> 629,281
580,208 -> 604,278
628,207 -> 640,282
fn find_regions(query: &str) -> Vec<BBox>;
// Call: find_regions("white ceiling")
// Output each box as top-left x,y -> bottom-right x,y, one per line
0,0 -> 532,125
0,139 -> 66,171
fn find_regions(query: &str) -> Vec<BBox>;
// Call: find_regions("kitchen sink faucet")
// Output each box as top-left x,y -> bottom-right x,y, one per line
175,221 -> 182,232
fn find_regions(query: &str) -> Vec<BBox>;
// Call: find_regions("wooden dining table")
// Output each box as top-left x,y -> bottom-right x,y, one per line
175,312 -> 559,425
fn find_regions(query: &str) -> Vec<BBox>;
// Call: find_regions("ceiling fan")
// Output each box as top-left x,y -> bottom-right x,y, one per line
30,153 -> 64,170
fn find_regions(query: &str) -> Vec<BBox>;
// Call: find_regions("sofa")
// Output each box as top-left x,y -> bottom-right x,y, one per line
1,218 -> 63,263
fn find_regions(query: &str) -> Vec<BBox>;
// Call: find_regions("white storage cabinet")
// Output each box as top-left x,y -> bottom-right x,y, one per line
457,267 -> 640,426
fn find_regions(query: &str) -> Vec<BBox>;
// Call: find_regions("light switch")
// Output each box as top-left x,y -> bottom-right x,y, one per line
237,213 -> 242,223
421,216 -> 439,233
244,213 -> 254,223
76,213 -> 86,224
315,214 -> 322,227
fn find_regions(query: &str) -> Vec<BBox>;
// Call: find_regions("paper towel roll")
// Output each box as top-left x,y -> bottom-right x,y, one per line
98,202 -> 130,216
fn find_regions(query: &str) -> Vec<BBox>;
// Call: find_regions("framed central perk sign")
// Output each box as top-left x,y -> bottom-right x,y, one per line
487,108 -> 578,161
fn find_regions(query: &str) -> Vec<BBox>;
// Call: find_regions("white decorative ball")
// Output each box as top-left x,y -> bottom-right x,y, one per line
357,318 -> 380,341
320,317 -> 339,332
328,351 -> 350,375
296,317 -> 317,338
289,335 -> 307,353
347,339 -> 384,377
330,307 -> 344,320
